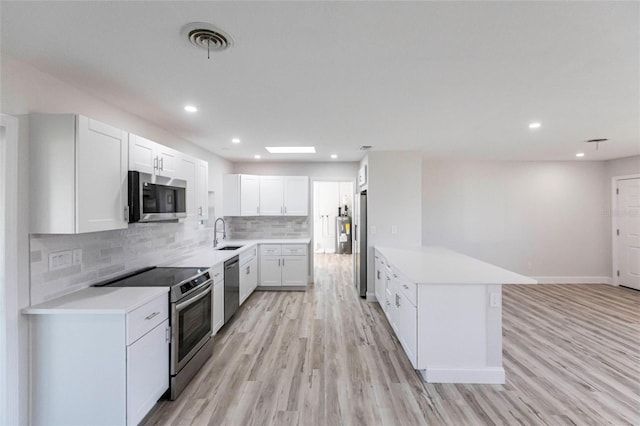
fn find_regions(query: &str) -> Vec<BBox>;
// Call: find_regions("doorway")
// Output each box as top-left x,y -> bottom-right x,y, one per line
613,176 -> 640,290
313,181 -> 353,254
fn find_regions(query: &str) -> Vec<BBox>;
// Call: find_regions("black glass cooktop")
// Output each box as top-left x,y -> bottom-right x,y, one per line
97,267 -> 209,288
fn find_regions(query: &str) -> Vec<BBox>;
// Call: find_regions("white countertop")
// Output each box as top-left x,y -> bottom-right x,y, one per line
164,238 -> 311,268
23,287 -> 168,315
375,246 -> 537,285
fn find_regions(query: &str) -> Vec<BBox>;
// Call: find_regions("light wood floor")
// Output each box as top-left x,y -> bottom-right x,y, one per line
143,254 -> 640,426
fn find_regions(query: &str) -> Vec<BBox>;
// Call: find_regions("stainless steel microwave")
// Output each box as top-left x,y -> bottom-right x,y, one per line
128,171 -> 187,222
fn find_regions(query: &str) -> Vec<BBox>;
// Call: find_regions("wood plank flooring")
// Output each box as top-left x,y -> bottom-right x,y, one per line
143,254 -> 640,426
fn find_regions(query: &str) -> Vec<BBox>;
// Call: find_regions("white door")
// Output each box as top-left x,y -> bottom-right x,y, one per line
76,116 -> 128,233
260,256 -> 282,286
281,256 -> 307,286
260,176 -> 284,215
284,176 -> 309,216
128,134 -> 156,175
616,178 -> 640,290
240,175 -> 260,216
178,156 -> 197,221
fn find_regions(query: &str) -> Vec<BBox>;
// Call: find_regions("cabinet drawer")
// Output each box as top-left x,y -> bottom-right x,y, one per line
211,264 -> 224,284
260,244 -> 282,256
126,294 -> 169,345
282,244 -> 308,256
397,275 -> 416,306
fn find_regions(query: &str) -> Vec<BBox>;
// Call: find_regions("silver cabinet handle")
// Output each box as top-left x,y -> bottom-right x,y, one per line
198,206 -> 203,216
145,311 -> 160,320
154,156 -> 159,170
246,266 -> 250,274
403,284 -> 409,290
257,206 -> 259,214
278,259 -> 281,266
393,273 -> 398,278
165,326 -> 171,343
377,271 -> 380,279
395,294 -> 400,308
124,206 -> 129,222
284,206 -> 287,214
159,157 -> 164,171
282,258 -> 285,267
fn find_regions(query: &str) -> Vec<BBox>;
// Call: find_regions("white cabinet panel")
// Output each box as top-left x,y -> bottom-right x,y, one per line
259,176 -> 284,215
284,176 -> 309,216
212,271 -> 224,335
127,319 -> 169,426
178,155 -> 198,220
259,256 -> 282,287
397,290 -> 417,368
155,145 -> 178,178
30,114 -> 128,234
241,175 -> 260,216
196,159 -> 209,220
129,134 -> 156,175
375,255 -> 384,305
281,256 -> 307,286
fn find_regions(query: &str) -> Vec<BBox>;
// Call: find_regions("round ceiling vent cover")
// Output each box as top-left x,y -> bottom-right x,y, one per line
182,22 -> 233,54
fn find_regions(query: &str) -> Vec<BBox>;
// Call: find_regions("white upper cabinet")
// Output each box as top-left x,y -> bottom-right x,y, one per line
224,174 -> 309,217
259,176 -> 285,215
283,176 -> 309,216
30,114 -> 129,234
129,134 -> 179,179
223,174 -> 260,216
178,156 -> 198,220
196,159 -> 209,220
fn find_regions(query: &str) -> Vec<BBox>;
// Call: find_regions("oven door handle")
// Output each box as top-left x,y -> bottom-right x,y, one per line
175,282 -> 212,312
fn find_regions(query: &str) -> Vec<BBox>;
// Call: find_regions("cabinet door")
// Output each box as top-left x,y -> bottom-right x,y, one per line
248,258 -> 258,292
260,256 -> 282,286
375,257 -> 384,305
76,116 -> 128,233
178,155 -> 198,221
213,281 -> 224,334
397,291 -> 418,368
126,319 -> 169,426
283,176 -> 309,216
129,134 -> 156,175
259,176 -> 284,216
156,145 -> 178,178
239,262 -> 251,305
196,160 -> 209,220
240,175 -> 260,216
281,256 -> 307,286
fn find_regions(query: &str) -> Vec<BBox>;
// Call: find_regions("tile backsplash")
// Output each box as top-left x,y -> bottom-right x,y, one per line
30,222 -> 215,305
226,216 -> 310,240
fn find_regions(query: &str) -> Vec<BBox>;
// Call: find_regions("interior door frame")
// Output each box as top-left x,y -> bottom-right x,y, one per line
1,113 -> 19,426
310,177 -> 357,277
611,173 -> 640,286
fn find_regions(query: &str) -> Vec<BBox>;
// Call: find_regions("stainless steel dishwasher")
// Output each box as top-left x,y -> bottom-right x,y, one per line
224,256 -> 240,323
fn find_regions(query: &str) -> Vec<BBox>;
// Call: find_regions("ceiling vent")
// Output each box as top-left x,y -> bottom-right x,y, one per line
182,22 -> 233,58
360,145 -> 373,151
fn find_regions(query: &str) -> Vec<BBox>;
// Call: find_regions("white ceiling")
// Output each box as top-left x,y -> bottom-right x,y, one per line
1,1 -> 638,162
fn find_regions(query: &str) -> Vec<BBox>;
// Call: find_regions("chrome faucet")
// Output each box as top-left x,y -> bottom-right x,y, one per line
213,217 -> 227,248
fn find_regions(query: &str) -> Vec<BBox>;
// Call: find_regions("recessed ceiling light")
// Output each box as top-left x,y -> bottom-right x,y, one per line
576,152 -> 585,158
265,146 -> 316,154
232,138 -> 240,144
528,122 -> 541,129
331,154 -> 338,159
254,154 -> 261,159
184,105 -> 198,113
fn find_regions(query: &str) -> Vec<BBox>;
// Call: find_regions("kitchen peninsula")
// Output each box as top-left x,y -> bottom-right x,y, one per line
374,246 -> 537,384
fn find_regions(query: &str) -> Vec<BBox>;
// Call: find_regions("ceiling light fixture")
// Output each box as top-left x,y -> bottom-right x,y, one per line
232,138 -> 240,144
576,152 -> 585,158
528,122 -> 541,129
331,154 -> 338,159
265,146 -> 316,154
254,154 -> 261,159
184,105 -> 198,113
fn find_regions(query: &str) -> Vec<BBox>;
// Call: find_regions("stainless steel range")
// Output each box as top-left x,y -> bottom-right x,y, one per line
97,267 -> 213,400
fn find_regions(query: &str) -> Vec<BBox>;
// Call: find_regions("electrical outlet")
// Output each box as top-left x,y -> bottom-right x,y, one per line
391,225 -> 398,234
48,250 -> 73,271
490,292 -> 501,308
72,249 -> 82,265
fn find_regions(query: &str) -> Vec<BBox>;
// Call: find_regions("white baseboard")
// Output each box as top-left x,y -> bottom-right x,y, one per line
365,292 -> 377,302
420,367 -> 505,384
531,276 -> 612,285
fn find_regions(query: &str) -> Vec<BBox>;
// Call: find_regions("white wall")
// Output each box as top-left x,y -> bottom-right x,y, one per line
366,152 -> 422,296
232,161 -> 358,179
0,54 -> 231,424
421,160 -> 611,281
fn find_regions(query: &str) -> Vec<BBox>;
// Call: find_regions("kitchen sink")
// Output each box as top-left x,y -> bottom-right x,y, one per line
216,246 -> 243,251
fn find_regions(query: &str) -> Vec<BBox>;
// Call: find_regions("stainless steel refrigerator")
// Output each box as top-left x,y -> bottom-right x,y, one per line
354,190 -> 367,297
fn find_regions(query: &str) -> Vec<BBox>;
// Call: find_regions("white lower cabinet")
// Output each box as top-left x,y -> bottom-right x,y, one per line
240,246 -> 258,304
29,292 -> 169,426
211,264 -> 224,334
259,244 -> 308,287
